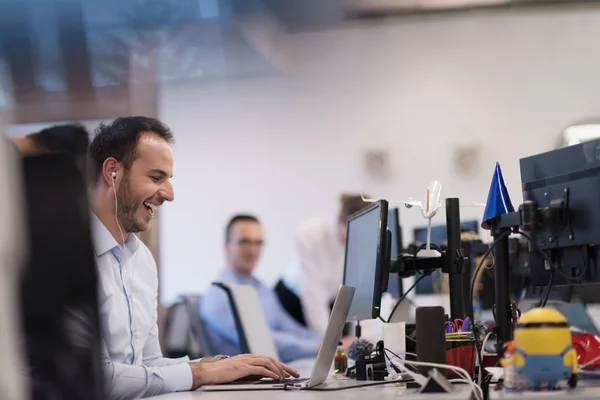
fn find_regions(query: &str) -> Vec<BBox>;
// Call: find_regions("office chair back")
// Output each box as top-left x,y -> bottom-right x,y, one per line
213,282 -> 279,360
164,295 -> 214,359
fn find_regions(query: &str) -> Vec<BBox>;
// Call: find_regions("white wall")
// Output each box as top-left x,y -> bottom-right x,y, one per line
159,6 -> 600,304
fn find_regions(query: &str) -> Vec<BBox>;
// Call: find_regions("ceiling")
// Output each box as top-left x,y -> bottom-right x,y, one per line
0,0 -> 598,100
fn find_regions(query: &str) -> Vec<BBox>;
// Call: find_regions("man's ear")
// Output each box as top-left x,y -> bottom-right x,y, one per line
101,157 -> 119,185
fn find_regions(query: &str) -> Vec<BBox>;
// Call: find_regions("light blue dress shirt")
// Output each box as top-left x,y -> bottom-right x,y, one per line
200,268 -> 322,363
92,214 -> 193,399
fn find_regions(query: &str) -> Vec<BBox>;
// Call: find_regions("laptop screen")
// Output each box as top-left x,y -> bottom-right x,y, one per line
551,302 -> 600,337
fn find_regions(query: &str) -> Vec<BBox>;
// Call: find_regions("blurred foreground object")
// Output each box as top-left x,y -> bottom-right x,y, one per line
12,124 -> 89,156
11,124 -> 90,176
0,134 -> 28,400
20,153 -> 104,399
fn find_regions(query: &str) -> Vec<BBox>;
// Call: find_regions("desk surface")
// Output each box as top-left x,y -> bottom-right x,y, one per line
151,359 -> 472,400
150,384 -> 600,400
490,387 -> 600,399
148,359 -> 600,400
151,385 -> 472,400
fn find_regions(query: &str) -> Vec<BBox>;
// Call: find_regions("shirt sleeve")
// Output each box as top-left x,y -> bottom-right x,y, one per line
102,337 -> 192,400
296,227 -> 334,334
142,307 -> 192,368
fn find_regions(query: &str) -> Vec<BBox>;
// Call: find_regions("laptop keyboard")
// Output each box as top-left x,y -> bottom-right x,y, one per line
253,377 -> 308,385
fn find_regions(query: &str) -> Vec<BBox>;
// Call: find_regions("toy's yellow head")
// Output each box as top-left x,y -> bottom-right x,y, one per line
513,307 -> 572,356
516,307 -> 568,326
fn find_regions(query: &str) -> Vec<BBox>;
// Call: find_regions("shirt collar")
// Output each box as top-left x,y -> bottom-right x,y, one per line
91,212 -> 139,257
220,267 -> 260,286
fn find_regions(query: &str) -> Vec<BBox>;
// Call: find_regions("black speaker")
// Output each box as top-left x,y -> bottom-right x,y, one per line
415,306 -> 447,376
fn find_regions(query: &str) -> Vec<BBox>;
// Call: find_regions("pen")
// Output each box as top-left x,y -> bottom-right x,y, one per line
461,317 -> 471,332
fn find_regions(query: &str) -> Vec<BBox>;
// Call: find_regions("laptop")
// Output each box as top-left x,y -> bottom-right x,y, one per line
202,285 -> 355,391
551,301 -> 600,337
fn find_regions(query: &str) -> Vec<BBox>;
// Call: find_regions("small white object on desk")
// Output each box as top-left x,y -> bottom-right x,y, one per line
485,367 -> 504,383
383,321 -> 406,359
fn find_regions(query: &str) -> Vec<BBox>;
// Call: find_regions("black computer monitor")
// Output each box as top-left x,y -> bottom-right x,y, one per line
520,139 -> 600,287
343,199 -> 389,321
412,220 -> 479,294
385,207 -> 404,298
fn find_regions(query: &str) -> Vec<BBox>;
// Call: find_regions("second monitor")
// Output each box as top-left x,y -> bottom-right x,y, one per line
343,199 -> 389,322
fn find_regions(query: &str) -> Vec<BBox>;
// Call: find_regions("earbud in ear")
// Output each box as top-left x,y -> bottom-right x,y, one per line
111,172 -> 116,179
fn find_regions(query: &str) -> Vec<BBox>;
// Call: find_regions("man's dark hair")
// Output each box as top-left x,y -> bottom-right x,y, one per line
225,214 -> 260,242
28,124 -> 90,156
338,193 -> 370,223
87,116 -> 173,184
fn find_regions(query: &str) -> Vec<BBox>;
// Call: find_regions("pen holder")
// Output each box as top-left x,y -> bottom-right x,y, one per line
445,337 -> 476,378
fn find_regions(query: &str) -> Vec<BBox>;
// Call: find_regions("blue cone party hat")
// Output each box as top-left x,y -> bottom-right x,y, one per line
482,162 -> 515,229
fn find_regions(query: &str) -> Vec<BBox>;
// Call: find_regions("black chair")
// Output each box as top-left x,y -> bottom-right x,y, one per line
274,279 -> 351,336
20,154 -> 104,400
274,279 -> 307,326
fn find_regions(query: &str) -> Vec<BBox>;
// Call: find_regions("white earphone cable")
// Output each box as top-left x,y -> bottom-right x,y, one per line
111,175 -> 126,246
112,174 -> 136,358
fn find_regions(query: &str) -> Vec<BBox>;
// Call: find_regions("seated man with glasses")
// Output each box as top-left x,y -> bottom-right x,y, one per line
200,215 -> 322,363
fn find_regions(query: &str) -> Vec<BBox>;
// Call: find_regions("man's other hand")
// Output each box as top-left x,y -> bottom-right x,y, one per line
189,354 -> 299,389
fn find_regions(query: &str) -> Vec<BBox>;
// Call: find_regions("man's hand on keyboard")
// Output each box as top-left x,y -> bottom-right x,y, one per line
189,354 -> 300,389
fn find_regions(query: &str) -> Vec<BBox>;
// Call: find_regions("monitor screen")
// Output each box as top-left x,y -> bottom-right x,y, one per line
343,200 -> 388,321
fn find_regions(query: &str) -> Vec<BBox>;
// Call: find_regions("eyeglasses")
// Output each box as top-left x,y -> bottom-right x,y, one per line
229,238 -> 264,247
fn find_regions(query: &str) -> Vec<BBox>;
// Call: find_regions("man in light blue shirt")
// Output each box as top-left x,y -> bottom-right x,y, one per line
88,118 -> 298,399
201,215 -> 323,363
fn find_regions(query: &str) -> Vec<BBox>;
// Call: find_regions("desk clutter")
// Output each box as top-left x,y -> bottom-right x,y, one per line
332,304 -> 600,400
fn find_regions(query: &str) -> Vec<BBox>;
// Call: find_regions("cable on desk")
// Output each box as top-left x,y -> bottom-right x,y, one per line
515,231 -> 560,308
386,350 -> 483,400
292,378 -> 411,391
387,274 -> 426,323
355,320 -> 361,338
468,230 -> 511,386
468,230 -> 564,387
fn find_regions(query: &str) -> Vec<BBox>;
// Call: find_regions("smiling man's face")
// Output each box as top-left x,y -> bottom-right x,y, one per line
116,132 -> 175,233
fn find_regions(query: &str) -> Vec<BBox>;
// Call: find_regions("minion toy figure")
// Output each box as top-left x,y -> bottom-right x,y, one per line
502,307 -> 578,390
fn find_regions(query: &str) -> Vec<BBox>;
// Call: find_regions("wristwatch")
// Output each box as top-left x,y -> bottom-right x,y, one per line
213,354 -> 230,361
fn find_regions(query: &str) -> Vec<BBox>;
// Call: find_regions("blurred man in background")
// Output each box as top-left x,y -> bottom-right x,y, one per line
201,215 -> 323,363
88,117 -> 296,399
276,194 -> 369,334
